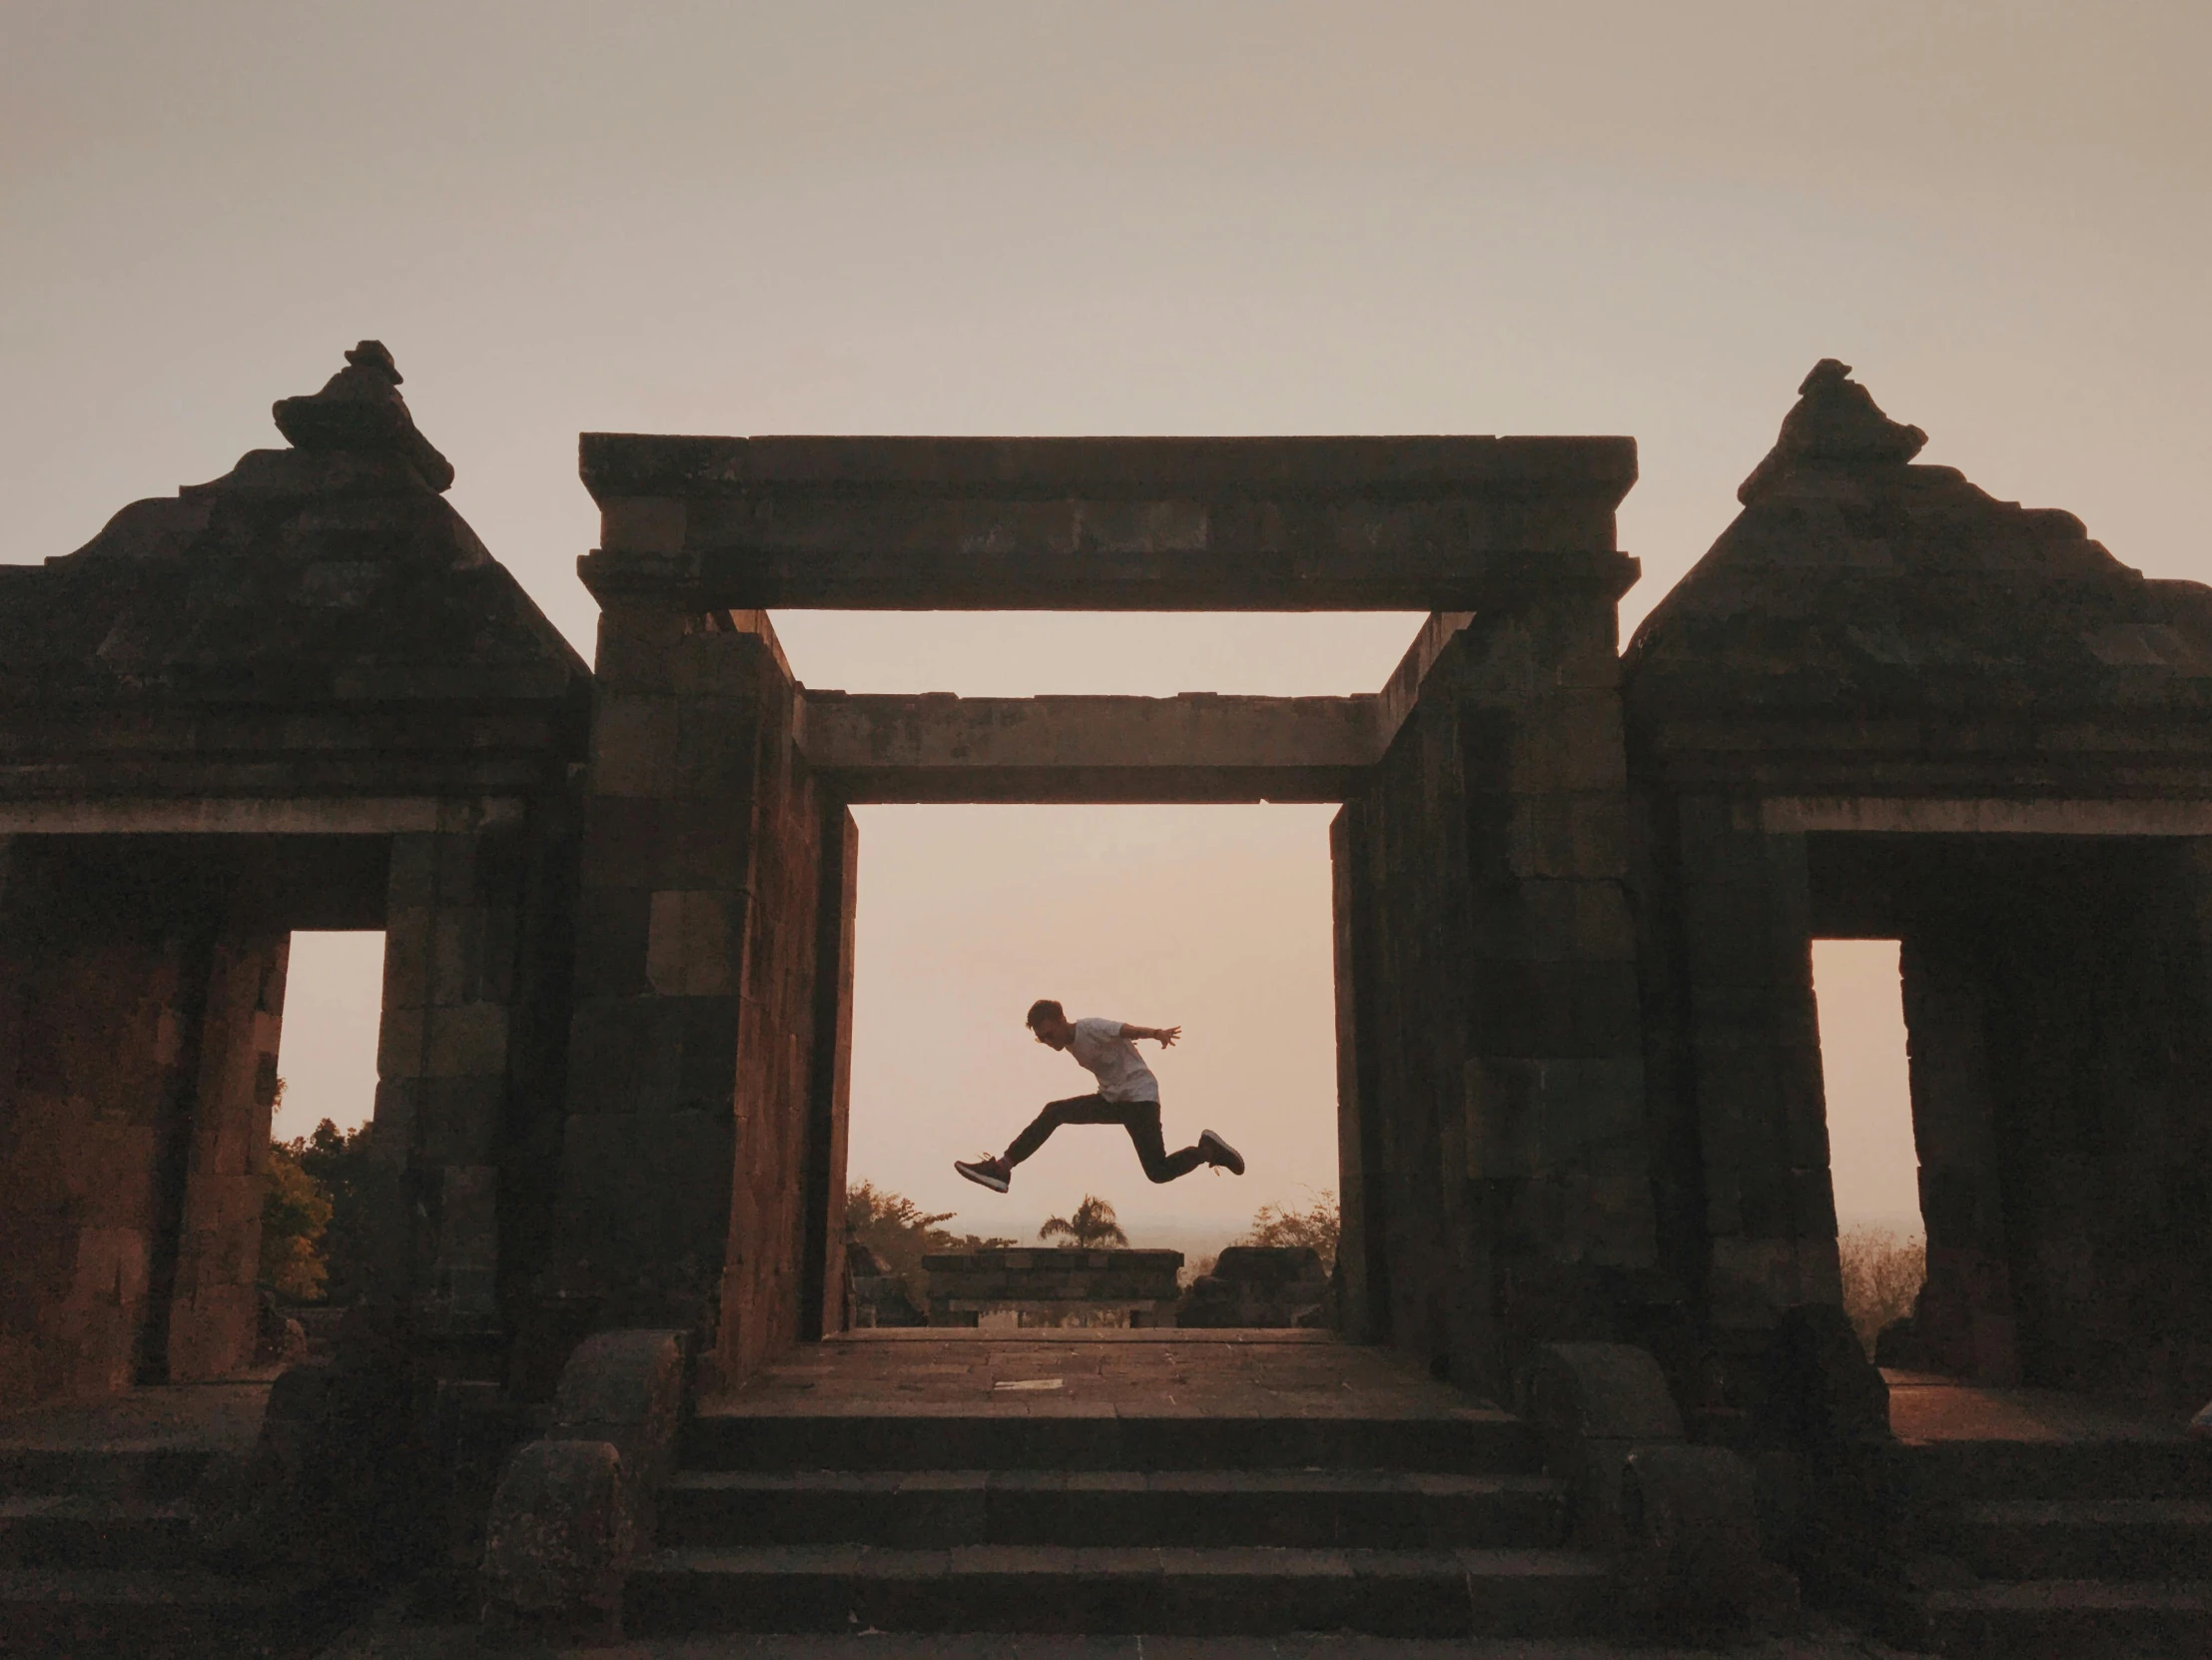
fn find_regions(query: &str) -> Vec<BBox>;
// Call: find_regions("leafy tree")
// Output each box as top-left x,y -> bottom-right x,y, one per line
845,1182 -> 1016,1308
261,1137 -> 333,1301
1040,1194 -> 1128,1249
291,1117 -> 390,1305
847,1182 -> 955,1294
1240,1189 -> 1339,1269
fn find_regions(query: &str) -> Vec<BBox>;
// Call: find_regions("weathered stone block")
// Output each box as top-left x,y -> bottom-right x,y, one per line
385,832 -> 443,910
571,887 -> 654,999
479,1437 -> 631,1632
413,1077 -> 503,1165
674,696 -> 763,799
582,796 -> 670,881
428,908 -> 483,1008
590,695 -> 679,798
601,496 -> 687,556
427,1001 -> 509,1078
646,890 -> 735,998
554,1110 -> 736,1273
375,1004 -> 425,1082
593,605 -> 687,692
379,903 -> 433,1011
1618,1443 -> 1796,1636
1466,1058 -> 1648,1180
550,1328 -> 688,1495
671,630 -> 775,698
1505,692 -> 1629,794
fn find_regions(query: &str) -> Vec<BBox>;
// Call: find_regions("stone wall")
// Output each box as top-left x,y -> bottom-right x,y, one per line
0,838 -> 294,1406
544,609 -> 848,1391
1808,834 -> 2212,1404
1333,595 -> 1656,1395
922,1248 -> 1182,1325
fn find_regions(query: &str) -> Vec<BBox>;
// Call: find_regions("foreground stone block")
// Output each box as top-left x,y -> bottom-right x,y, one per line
480,1327 -> 688,1639
480,1436 -> 631,1641
1618,1442 -> 1797,1637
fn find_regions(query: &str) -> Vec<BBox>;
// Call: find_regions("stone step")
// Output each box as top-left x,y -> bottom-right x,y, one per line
1938,1497 -> 2212,1583
683,1412 -> 1541,1474
0,1566 -> 319,1658
625,1543 -> 1612,1638
1917,1577 -> 2212,1659
659,1468 -> 1569,1550
0,1445 -> 214,1500
1895,1438 -> 2212,1502
0,1494 -> 201,1569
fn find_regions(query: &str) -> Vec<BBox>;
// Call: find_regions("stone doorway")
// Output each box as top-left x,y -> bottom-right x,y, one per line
1805,829 -> 2212,1396
0,833 -> 384,1399
841,800 -> 1344,1316
550,429 -> 1643,1397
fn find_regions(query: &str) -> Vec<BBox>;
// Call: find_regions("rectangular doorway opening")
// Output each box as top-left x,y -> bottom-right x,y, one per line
844,803 -> 1342,1333
1811,939 -> 1924,1361
269,930 -> 386,1326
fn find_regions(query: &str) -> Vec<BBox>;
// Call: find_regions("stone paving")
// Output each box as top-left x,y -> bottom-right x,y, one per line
321,1615 -> 1926,1659
1882,1370 -> 2195,1446
704,1331 -> 1499,1423
0,1378 -> 273,1455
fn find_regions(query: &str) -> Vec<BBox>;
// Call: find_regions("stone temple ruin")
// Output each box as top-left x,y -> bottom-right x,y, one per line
2,349 -> 2209,1649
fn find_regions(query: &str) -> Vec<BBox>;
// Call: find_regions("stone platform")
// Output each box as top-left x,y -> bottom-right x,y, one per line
921,1250 -> 1183,1328
632,1332 -> 1598,1638
0,1378 -> 340,1656
1872,1370 -> 2212,1655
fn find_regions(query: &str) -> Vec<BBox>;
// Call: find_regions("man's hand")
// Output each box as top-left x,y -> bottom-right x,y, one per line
1123,1024 -> 1180,1048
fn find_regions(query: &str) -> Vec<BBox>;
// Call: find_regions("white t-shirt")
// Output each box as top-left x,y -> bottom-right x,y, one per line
1068,1017 -> 1159,1104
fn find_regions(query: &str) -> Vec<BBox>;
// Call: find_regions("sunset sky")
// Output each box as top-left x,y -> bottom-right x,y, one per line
6,2 -> 2205,1241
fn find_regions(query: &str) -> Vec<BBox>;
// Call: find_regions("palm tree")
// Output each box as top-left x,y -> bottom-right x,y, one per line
1039,1194 -> 1128,1249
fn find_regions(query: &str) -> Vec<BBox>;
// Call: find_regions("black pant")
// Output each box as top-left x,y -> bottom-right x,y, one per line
1004,1095 -> 1209,1184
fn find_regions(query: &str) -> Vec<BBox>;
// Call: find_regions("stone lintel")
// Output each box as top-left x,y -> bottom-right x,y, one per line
1760,796 -> 2212,837
797,692 -> 1381,804
580,433 -> 1639,500
577,434 -> 1639,611
0,795 -> 526,835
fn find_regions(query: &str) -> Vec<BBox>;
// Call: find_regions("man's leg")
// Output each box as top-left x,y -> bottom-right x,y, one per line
1004,1094 -> 1118,1169
1119,1103 -> 1210,1184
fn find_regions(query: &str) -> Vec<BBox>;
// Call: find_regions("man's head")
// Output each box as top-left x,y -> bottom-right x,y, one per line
1026,998 -> 1075,1050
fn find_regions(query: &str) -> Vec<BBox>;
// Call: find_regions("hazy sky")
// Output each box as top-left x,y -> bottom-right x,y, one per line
8,3 -> 2205,1239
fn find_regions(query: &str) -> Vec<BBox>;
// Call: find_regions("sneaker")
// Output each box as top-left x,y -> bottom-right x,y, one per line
955,1156 -> 1011,1193
1197,1130 -> 1244,1176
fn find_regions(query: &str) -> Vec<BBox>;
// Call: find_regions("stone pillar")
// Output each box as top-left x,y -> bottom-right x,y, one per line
1450,589 -> 1654,1389
1898,926 -> 2015,1382
1672,800 -> 1840,1322
547,606 -> 837,1390
1329,801 -> 1387,1343
375,807 -> 526,1345
800,804 -> 857,1341
162,925 -> 288,1381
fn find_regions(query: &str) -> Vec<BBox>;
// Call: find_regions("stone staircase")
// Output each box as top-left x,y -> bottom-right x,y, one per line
1888,1429 -> 2212,1655
0,1383 -> 326,1658
0,1436 -> 320,1656
625,1335 -> 1614,1638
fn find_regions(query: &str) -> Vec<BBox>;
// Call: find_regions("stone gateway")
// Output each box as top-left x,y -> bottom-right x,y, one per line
5,348 -> 2209,1648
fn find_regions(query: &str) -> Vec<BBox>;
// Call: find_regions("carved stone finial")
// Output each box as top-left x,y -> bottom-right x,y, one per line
1738,359 -> 1927,504
271,341 -> 453,491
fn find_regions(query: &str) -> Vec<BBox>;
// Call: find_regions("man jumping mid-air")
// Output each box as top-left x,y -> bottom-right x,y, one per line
954,1000 -> 1244,1193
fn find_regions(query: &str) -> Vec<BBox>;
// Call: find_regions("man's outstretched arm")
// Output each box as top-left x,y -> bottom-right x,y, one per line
1118,1023 -> 1181,1047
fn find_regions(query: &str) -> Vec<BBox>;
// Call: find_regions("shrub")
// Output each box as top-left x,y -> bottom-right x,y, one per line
845,1182 -> 1014,1307
1839,1225 -> 1926,1356
1240,1189 -> 1340,1270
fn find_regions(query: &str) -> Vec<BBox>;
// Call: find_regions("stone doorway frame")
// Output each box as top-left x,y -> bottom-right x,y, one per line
549,433 -> 1652,1394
